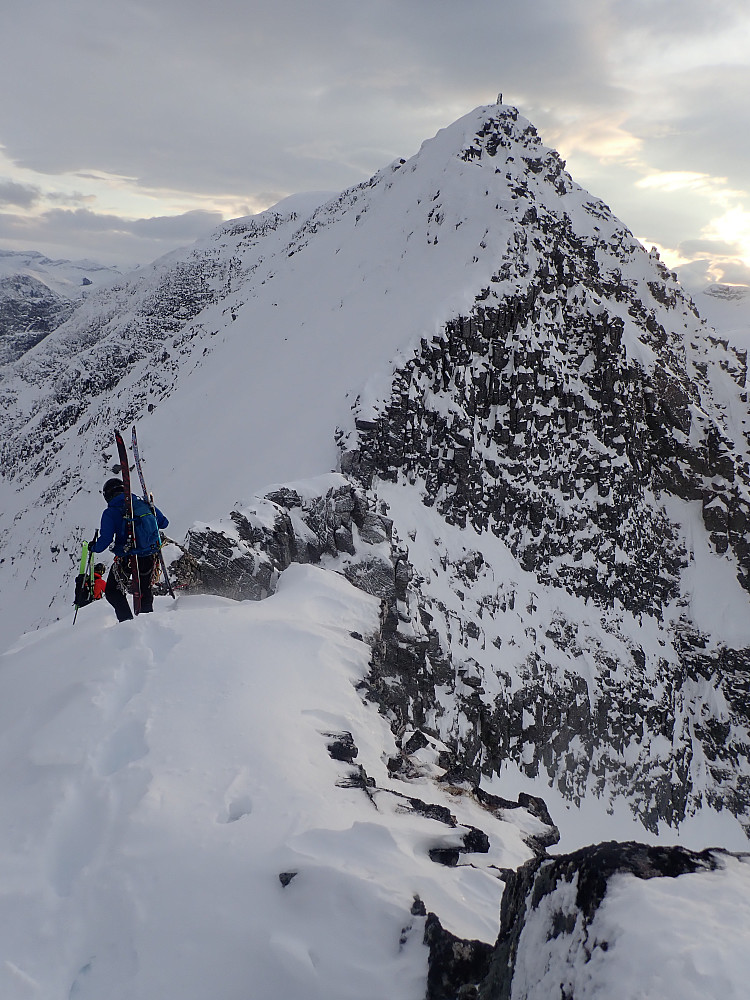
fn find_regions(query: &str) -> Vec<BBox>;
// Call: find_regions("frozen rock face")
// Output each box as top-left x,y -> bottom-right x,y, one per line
340,294 -> 750,831
346,301 -> 749,612
170,474 -> 396,605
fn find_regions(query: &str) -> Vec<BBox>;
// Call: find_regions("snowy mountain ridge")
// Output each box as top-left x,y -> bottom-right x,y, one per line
0,249 -> 120,298
2,95 -> 750,833
2,100 -> 750,998
0,250 -> 122,365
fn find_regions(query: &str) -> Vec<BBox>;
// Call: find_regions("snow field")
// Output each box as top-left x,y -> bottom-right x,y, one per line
0,563 -> 534,1000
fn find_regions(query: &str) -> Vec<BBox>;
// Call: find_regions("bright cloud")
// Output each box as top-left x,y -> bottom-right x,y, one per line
705,206 -> 750,250
636,171 -> 746,205
0,0 -> 749,266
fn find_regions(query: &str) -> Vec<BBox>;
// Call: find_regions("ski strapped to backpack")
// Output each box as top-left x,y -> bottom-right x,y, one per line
114,428 -> 142,614
131,425 -> 175,599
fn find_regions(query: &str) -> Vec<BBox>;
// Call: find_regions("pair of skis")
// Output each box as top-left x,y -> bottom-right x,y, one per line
114,426 -> 175,615
72,533 -> 96,624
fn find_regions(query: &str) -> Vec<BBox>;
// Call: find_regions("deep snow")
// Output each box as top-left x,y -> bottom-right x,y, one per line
0,564 -> 541,1000
2,565 -> 749,1000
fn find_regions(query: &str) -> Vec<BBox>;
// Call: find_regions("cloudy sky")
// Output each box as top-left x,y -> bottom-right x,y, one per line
1,0 -> 748,289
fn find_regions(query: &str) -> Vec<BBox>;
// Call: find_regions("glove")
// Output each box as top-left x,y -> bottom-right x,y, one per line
89,537 -> 98,551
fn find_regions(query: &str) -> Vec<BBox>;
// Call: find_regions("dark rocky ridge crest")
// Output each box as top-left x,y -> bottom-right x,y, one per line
169,476 -> 398,605
423,840 -> 746,999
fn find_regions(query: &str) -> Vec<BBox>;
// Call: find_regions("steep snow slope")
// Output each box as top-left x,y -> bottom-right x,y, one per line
690,283 -> 750,353
0,564 -> 545,1000
2,99 -> 750,999
2,101 -> 747,646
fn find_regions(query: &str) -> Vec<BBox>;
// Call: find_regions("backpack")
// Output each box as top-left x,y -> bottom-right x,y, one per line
129,496 -> 162,556
73,573 -> 93,608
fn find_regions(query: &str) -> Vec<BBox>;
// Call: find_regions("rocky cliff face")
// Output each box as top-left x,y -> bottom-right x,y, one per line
337,295 -> 750,833
333,110 -> 750,837
0,273 -> 75,364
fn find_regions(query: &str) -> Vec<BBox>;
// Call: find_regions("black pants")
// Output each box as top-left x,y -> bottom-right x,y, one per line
105,555 -> 156,622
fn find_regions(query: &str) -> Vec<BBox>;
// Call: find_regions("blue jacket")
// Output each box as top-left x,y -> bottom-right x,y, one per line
93,494 -> 169,557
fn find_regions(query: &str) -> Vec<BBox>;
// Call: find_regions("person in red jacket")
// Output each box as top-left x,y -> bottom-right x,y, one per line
93,564 -> 107,600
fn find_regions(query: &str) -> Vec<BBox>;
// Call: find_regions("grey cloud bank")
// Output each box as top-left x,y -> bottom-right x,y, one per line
0,0 -> 748,275
0,207 -> 224,268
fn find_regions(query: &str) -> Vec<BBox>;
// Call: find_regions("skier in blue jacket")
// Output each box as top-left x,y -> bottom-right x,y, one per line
91,478 -> 169,621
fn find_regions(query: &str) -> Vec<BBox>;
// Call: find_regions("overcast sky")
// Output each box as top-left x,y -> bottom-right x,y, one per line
1,0 -> 748,289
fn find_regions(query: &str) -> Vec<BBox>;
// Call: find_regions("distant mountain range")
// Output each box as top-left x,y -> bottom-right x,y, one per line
690,281 -> 750,353
0,250 -> 121,364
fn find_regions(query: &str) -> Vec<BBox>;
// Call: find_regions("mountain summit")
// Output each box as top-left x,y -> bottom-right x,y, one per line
1,101 -> 750,997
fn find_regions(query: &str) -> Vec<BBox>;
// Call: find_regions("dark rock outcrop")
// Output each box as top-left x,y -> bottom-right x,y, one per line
169,475 -> 394,604
424,914 -> 494,1000
0,274 -> 75,364
418,841 -> 745,999
485,840 -> 722,1000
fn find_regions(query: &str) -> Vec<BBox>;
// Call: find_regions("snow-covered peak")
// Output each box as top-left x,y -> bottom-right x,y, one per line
0,248 -> 121,298
690,283 -> 750,353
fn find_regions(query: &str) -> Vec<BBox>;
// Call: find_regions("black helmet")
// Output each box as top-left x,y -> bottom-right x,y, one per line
103,478 -> 125,502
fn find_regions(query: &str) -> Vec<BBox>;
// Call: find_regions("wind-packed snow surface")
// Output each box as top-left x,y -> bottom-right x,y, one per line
0,565 -> 538,1000
2,568 -> 749,1000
